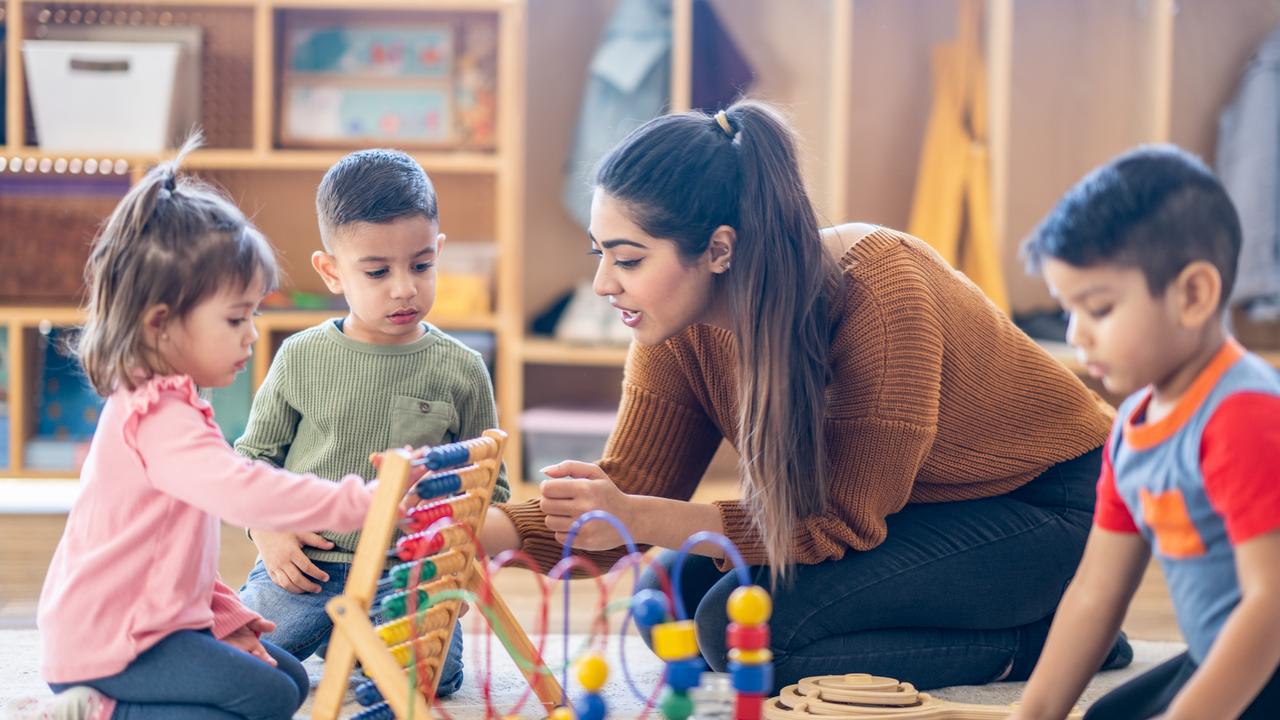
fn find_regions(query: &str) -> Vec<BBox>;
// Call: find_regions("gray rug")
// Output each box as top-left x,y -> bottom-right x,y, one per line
0,630 -> 1184,718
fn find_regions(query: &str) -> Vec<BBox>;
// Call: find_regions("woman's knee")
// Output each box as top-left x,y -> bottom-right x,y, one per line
692,575 -> 740,672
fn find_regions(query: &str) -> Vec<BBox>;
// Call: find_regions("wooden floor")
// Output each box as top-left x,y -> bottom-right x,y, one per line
0,478 -> 1181,642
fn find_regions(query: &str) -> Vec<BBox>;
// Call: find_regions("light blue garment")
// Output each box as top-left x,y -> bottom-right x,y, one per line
1217,23 -> 1280,319
561,0 -> 671,229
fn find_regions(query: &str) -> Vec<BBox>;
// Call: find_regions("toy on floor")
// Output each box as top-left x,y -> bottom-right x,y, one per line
762,674 -> 1084,719
316,432 -> 1063,720
311,430 -> 563,720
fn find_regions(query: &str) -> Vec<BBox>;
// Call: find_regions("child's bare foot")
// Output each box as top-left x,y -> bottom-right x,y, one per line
3,686 -> 115,720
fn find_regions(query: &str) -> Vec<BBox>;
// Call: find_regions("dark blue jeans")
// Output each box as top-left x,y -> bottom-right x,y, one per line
1086,652 -> 1280,719
636,447 -> 1101,692
49,630 -> 308,719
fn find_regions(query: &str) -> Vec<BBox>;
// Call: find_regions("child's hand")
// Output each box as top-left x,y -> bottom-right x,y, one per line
371,445 -> 432,511
252,530 -> 333,593
222,618 -> 277,666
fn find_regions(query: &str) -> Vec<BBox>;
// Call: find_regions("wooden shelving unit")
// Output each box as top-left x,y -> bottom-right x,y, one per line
6,0 -> 1280,489
1,0 -> 528,482
517,0 -> 1280,413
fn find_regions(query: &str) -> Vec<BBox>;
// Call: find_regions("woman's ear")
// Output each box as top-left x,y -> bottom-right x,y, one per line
708,225 -> 737,274
1172,260 -> 1223,329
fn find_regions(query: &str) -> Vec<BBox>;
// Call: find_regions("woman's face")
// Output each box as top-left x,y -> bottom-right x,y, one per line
588,189 -> 721,345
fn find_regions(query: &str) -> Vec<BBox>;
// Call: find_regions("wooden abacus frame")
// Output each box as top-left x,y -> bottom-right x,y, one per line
311,429 -> 563,720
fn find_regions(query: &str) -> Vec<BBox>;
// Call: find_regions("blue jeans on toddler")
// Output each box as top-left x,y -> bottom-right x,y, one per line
238,557 -> 465,697
49,629 -> 308,719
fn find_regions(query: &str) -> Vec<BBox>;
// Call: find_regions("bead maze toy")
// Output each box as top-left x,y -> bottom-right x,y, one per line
309,433 -> 1071,719
310,430 -> 563,720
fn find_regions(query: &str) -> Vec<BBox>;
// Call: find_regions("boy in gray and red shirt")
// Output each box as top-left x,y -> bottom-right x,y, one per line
1015,146 -> 1280,720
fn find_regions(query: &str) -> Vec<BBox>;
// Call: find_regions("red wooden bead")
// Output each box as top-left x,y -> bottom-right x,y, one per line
734,693 -> 765,720
726,623 -> 769,651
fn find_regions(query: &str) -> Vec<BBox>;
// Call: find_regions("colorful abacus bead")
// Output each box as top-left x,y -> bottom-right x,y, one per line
380,587 -> 429,619
389,557 -> 439,589
395,529 -> 447,561
415,472 -> 462,500
424,443 -> 469,470
354,680 -> 383,706
549,706 -> 577,720
404,499 -> 457,532
351,701 -> 394,720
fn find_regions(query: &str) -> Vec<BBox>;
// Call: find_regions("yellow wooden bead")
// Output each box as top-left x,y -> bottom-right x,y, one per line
727,586 -> 771,625
728,647 -> 773,665
576,652 -> 609,692
652,620 -> 699,661
549,706 -> 577,720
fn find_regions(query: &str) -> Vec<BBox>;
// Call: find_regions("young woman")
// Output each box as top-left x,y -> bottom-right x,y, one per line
483,100 -> 1127,691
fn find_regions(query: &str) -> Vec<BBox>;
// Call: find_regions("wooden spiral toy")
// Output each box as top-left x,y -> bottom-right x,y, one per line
762,674 -> 1083,719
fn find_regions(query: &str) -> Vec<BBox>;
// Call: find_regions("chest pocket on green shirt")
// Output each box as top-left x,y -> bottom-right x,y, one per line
388,395 -> 458,450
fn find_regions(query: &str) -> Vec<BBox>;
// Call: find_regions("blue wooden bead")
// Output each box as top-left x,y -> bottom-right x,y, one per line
666,658 -> 705,692
415,473 -> 462,499
729,660 -> 773,695
355,680 -> 383,706
351,701 -> 394,720
574,692 -> 607,720
631,588 -> 670,628
425,444 -> 469,470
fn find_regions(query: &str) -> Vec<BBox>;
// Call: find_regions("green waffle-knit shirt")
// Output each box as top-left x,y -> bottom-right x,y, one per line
234,319 -> 510,563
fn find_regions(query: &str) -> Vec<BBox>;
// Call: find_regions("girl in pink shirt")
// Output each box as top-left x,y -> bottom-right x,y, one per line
14,136 -> 375,720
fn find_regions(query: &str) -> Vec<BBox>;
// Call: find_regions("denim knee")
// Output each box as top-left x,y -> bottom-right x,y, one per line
434,622 -> 466,698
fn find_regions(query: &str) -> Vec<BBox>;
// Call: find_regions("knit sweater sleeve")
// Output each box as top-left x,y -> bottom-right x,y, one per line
455,350 -> 510,503
499,340 -> 724,573
233,340 -> 299,467
714,239 -> 944,565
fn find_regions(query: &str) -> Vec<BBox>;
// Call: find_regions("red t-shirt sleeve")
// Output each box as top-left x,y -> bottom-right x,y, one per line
1095,432 -> 1139,533
1201,392 -> 1280,545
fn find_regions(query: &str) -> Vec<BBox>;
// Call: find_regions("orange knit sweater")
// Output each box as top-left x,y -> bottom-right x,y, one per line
501,228 -> 1113,572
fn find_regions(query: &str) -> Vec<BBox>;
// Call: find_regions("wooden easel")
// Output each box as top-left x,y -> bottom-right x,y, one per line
311,429 -> 563,719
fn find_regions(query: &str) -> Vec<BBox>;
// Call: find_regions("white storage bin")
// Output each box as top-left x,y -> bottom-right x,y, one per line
23,40 -> 181,154
521,406 -> 617,483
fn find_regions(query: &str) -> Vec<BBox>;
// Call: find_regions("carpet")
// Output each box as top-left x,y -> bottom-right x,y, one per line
0,630 -> 1185,718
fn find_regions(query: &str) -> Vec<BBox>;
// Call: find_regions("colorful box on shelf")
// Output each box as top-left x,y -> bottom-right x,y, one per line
279,17 -> 497,149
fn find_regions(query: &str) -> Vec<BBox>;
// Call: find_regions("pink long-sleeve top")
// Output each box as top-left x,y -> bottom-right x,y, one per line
38,375 -> 375,683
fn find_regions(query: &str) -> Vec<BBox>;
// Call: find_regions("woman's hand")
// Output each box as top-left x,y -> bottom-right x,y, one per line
539,461 -> 636,551
222,617 -> 277,665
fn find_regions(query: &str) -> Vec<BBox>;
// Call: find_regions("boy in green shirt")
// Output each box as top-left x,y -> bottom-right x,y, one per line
236,149 -> 509,696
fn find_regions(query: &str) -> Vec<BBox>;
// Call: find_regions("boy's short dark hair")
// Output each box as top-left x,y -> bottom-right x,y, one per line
1023,145 -> 1242,306
316,149 -> 438,249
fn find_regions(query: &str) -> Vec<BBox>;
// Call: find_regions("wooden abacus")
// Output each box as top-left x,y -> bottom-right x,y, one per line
763,674 -> 1083,720
311,429 -> 564,720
